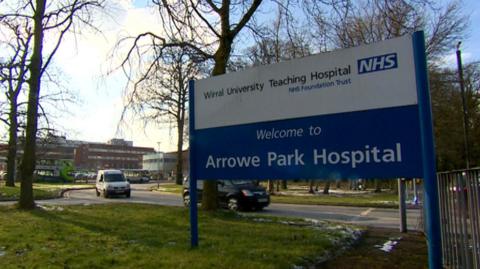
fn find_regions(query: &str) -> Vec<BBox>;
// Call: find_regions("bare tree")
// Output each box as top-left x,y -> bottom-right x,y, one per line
430,63 -> 480,170
117,0 -> 263,210
120,46 -> 202,185
245,3 -> 312,192
305,0 -> 468,60
302,0 -> 468,191
247,2 -> 311,66
1,0 -> 104,209
0,18 -> 32,187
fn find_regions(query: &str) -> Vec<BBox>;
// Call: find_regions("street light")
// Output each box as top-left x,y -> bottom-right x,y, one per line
456,41 -> 470,169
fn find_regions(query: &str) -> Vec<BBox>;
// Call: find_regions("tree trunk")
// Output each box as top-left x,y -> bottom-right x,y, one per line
267,180 -> 274,194
392,179 -> 399,194
19,0 -> 45,210
349,180 -> 354,190
201,180 -> 218,210
201,37 -> 232,211
175,126 -> 184,185
5,98 -> 18,187
281,180 -> 287,189
323,181 -> 331,194
308,180 -> 314,194
374,179 -> 381,192
175,65 -> 185,186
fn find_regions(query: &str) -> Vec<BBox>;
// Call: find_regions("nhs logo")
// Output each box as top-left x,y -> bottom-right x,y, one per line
357,53 -> 398,74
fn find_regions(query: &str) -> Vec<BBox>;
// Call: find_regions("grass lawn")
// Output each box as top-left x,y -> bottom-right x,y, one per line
156,183 -> 399,208
0,204 -> 361,269
271,192 -> 398,208
153,182 -> 184,194
0,182 -> 93,201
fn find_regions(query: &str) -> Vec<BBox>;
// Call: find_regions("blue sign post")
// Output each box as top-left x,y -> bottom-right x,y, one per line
188,80 -> 199,247
189,31 -> 442,268
412,31 -> 442,269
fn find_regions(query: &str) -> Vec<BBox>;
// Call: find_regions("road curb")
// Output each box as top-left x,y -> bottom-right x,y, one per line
60,187 -> 95,198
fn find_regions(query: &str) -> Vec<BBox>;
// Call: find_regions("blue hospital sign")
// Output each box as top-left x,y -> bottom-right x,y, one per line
191,34 -> 423,180
189,32 -> 443,269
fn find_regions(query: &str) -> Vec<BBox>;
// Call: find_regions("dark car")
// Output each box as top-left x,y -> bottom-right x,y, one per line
182,178 -> 270,211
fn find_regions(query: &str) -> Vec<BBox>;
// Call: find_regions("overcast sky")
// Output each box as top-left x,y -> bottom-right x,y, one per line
46,0 -> 480,151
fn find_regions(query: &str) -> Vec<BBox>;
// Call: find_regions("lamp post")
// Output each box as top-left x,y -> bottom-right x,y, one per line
456,42 -> 470,169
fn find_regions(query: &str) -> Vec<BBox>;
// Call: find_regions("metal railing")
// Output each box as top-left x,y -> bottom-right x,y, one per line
438,168 -> 480,269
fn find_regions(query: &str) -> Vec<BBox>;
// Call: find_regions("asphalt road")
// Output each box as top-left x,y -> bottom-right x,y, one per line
32,183 -> 423,231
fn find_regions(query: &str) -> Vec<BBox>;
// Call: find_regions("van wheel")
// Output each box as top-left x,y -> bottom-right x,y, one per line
228,197 -> 239,211
103,190 -> 108,198
183,193 -> 190,207
126,191 -> 131,198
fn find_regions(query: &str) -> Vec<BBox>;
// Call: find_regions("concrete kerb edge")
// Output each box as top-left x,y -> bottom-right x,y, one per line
60,187 -> 95,198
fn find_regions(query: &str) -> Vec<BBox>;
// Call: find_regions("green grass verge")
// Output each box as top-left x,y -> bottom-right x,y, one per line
0,204 -> 361,269
271,192 -> 399,208
153,183 -> 184,194
32,183 -> 93,190
156,183 -> 398,208
0,185 -> 59,201
0,183 -> 93,201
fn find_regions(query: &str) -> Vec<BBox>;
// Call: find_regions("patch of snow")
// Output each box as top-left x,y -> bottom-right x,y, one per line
304,218 -> 321,225
375,201 -> 396,204
37,205 -> 50,210
376,239 -> 400,252
251,218 -> 273,223
238,214 -> 365,267
37,205 -> 64,211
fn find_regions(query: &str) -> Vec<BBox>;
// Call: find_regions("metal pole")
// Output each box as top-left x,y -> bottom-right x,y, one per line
456,42 -> 470,169
188,80 -> 199,248
399,178 -> 407,233
413,31 -> 442,269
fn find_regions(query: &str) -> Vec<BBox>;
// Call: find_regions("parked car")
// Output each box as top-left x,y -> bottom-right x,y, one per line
95,170 -> 131,198
182,178 -> 270,211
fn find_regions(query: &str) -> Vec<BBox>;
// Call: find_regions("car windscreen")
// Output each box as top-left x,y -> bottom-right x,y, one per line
105,173 -> 125,182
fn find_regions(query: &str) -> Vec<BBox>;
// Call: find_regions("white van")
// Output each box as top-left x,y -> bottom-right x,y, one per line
95,170 -> 131,198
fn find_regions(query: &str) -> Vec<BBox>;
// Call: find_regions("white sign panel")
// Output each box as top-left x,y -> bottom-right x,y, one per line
195,35 -> 417,130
